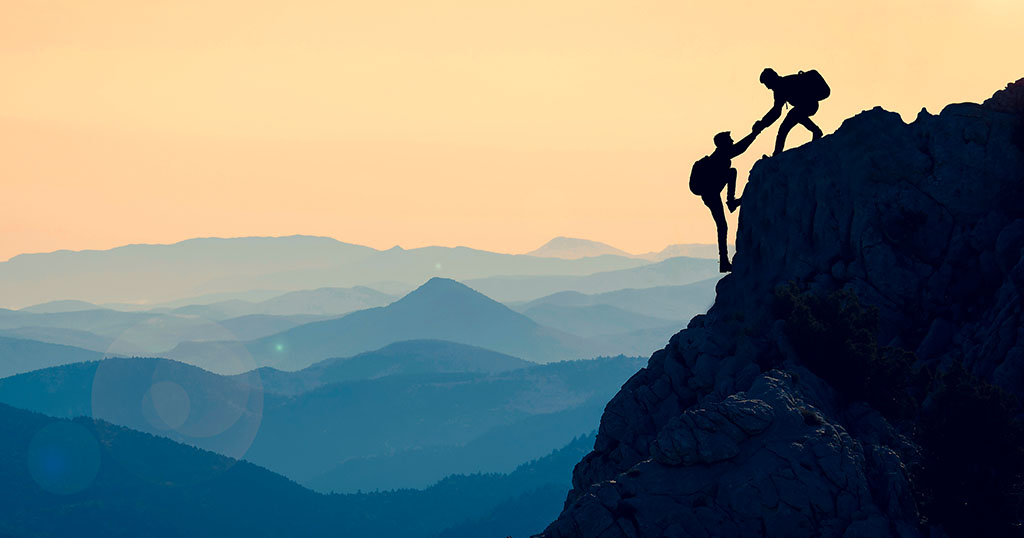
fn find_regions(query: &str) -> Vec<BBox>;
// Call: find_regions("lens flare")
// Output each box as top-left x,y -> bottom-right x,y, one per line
27,421 -> 101,495
92,316 -> 264,485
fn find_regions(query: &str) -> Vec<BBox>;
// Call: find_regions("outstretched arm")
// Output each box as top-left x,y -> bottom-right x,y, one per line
727,130 -> 760,158
755,95 -> 784,130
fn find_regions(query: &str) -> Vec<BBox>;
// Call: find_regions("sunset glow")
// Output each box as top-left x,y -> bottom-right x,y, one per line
2,0 -> 1021,260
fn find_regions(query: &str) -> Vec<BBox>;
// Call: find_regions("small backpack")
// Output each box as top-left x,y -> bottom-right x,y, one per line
791,70 -> 831,103
689,156 -> 724,196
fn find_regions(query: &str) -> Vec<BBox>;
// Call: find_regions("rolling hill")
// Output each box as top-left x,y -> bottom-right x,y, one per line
465,256 -> 720,302
0,400 -> 592,538
0,336 -> 107,380
0,346 -> 641,487
515,277 -> 719,321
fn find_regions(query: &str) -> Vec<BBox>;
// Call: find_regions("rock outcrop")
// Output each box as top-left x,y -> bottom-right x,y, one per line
537,79 -> 1024,538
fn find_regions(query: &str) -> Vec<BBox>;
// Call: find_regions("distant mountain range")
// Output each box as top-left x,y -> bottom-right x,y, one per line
0,342 -> 641,489
525,237 -> 634,259
159,286 -> 397,320
0,235 -> 721,536
256,339 -> 533,396
167,278 -> 599,371
525,236 -> 731,262
0,273 -> 713,376
514,278 -> 719,321
0,336 -> 107,379
0,306 -> 325,358
465,255 -> 719,302
0,401 -> 591,538
0,235 -> 655,308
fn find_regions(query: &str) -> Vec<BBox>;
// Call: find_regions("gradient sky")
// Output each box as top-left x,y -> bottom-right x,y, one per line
2,0 -> 1022,261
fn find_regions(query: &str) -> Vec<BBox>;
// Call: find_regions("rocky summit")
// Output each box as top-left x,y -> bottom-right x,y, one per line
537,79 -> 1024,538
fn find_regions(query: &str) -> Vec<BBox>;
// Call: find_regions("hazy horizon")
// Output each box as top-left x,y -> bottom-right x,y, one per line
1,233 -> 715,262
3,1 -> 1022,261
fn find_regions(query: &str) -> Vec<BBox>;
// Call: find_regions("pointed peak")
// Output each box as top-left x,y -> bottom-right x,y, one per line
412,277 -> 475,293
392,277 -> 501,308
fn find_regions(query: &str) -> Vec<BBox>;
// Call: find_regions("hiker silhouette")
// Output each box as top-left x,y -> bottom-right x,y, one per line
753,68 -> 830,156
689,127 -> 763,272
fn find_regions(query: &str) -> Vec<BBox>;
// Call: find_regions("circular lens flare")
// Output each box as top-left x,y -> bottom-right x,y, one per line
27,421 -> 101,495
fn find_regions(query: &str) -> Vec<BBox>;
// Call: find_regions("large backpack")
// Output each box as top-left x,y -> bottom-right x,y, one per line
689,155 -> 726,196
790,69 -> 830,103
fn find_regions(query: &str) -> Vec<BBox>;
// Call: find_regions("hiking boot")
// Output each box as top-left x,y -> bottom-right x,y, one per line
727,197 -> 742,213
719,259 -> 732,273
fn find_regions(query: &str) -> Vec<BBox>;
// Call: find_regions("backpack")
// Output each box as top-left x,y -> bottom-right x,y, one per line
689,155 -> 726,196
790,70 -> 830,103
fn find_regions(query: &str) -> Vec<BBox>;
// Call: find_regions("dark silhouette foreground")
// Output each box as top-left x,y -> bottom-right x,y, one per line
689,67 -> 830,274
754,68 -> 830,156
689,128 -> 762,272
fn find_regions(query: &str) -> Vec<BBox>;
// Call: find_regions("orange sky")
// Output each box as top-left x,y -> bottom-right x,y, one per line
2,0 -> 1022,261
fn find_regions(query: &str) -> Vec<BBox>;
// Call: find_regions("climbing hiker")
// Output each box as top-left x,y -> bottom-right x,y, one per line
753,68 -> 830,156
689,126 -> 763,273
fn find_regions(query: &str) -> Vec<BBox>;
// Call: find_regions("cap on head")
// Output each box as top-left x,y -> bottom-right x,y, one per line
713,131 -> 732,147
760,68 -> 779,85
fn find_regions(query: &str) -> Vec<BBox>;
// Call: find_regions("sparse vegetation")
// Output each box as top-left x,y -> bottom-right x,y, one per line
773,284 -> 917,420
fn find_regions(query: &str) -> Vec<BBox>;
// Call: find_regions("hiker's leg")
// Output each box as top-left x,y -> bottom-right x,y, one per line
774,110 -> 800,155
796,102 -> 822,140
703,195 -> 729,264
726,168 -> 738,203
725,168 -> 742,212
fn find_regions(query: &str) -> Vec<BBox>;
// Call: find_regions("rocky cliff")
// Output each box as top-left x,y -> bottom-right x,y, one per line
537,79 -> 1024,538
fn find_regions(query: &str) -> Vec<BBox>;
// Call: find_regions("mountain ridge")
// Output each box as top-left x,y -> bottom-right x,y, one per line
538,79 -> 1024,538
168,277 -> 600,372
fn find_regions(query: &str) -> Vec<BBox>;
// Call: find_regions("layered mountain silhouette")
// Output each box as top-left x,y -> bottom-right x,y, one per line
246,355 -> 641,483
466,256 -> 719,302
634,243 -> 733,262
162,285 -> 396,320
0,235 -> 376,308
0,343 -> 641,489
0,325 -> 114,355
515,278 -> 718,321
0,274 -> 716,377
520,303 -> 676,338
256,339 -> 533,395
0,336 -> 106,379
0,307 -> 268,356
307,402 -> 603,493
0,236 -> 652,308
168,278 -> 599,372
0,401 -> 590,538
525,236 -> 728,262
538,79 -> 1024,538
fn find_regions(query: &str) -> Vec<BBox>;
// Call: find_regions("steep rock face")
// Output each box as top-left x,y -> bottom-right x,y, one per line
538,79 -> 1024,538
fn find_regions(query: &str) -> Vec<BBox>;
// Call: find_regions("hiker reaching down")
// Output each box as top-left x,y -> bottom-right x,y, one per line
753,68 -> 830,156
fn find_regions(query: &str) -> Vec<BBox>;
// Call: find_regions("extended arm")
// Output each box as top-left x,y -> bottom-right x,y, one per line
755,95 -> 784,130
727,130 -> 760,158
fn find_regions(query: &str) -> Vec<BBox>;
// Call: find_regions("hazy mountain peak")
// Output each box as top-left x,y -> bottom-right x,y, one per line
400,277 -> 487,301
20,299 -> 102,313
526,237 -> 634,260
386,277 -> 511,316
